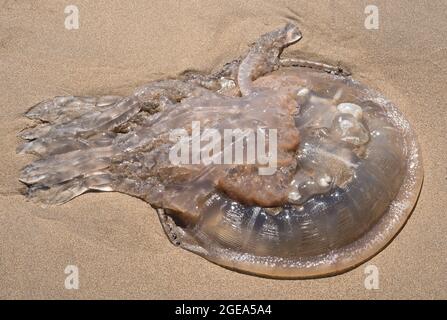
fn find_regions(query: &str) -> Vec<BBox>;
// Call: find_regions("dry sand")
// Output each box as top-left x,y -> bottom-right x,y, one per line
0,0 -> 446,299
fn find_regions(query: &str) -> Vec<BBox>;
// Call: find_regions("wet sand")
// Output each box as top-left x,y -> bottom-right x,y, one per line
0,0 -> 446,299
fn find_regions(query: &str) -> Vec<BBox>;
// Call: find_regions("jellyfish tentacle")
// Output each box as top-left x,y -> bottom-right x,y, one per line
24,95 -> 122,124
18,97 -> 141,156
18,96 -> 143,203
133,79 -> 215,112
237,23 -> 302,96
280,57 -> 351,76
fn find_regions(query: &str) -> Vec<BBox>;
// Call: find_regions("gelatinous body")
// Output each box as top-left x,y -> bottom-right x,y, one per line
18,24 -> 423,278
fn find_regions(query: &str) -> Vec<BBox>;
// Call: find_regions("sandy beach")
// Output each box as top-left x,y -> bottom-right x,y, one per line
0,0 -> 446,299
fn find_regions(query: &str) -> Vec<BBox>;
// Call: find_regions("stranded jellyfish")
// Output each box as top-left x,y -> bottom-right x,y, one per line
18,24 -> 423,278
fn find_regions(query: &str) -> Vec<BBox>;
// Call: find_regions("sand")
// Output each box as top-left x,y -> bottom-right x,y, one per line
0,0 -> 445,299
